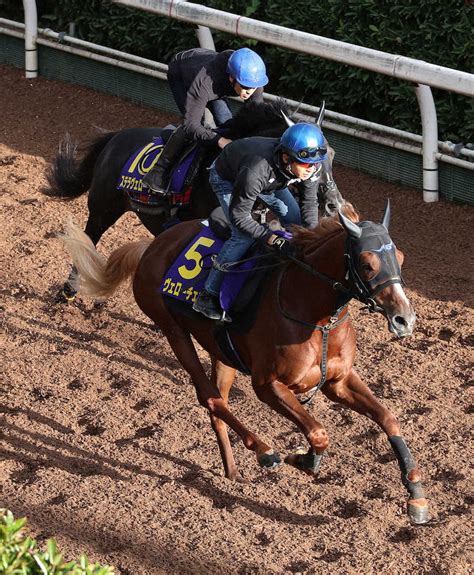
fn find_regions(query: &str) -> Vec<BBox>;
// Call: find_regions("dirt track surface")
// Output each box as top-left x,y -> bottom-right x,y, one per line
1,64 -> 472,574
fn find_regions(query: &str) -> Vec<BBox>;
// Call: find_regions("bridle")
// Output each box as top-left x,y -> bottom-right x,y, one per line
279,221 -> 404,321
276,217 -> 404,404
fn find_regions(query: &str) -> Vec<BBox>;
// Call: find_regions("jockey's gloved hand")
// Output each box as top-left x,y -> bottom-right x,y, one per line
267,235 -> 296,258
273,229 -> 293,241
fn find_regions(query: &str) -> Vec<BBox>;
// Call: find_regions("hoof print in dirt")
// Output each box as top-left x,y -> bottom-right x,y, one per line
285,448 -> 323,475
258,451 -> 281,469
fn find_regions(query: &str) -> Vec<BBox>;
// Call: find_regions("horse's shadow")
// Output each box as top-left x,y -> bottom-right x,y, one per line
145,448 -> 332,527
1,406 -> 330,528
5,285 -> 186,384
8,500 -> 226,574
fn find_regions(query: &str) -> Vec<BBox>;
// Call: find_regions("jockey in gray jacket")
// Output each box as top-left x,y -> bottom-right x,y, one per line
215,136 -> 321,240
193,122 -> 335,321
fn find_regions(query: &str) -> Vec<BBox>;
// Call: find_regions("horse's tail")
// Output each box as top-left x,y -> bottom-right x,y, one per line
61,221 -> 152,298
42,131 -> 117,199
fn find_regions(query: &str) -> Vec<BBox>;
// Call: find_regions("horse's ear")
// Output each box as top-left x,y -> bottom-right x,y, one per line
316,101 -> 326,127
281,110 -> 295,127
339,210 -> 362,238
381,199 -> 391,230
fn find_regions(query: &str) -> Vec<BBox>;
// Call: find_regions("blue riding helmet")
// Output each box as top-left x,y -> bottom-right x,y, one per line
227,48 -> 269,88
280,123 -> 328,163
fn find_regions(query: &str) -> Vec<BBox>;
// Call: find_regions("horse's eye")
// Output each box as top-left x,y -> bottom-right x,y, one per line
359,251 -> 380,280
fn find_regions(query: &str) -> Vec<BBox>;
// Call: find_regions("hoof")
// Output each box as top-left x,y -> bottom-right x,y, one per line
258,451 -> 281,469
285,448 -> 323,476
55,286 -> 76,304
408,499 -> 430,525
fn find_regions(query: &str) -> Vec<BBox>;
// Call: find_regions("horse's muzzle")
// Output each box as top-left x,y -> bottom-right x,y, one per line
387,308 -> 416,338
377,283 -> 416,338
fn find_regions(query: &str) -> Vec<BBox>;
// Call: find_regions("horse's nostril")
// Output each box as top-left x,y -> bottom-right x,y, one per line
394,315 -> 407,327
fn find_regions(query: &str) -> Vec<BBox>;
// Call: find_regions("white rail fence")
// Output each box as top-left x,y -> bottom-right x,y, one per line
13,0 -> 474,202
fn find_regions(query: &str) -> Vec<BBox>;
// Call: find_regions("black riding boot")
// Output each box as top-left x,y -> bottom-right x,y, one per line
142,125 -> 188,194
192,289 -> 222,320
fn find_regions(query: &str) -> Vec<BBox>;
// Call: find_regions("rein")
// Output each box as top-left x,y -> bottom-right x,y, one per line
274,231 -> 403,405
276,265 -> 350,405
210,252 -> 284,273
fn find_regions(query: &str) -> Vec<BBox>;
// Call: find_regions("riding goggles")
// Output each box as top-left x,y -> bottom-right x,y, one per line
296,146 -> 327,161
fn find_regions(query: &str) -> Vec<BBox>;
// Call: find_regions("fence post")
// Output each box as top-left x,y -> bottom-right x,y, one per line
23,0 -> 38,78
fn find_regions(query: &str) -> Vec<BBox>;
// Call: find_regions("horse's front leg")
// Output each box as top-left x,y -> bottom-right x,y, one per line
323,368 -> 429,525
210,358 -> 239,480
253,378 -> 329,475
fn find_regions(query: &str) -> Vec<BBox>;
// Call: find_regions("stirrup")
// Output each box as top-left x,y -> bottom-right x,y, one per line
192,292 -> 222,320
219,310 -> 232,323
142,169 -> 168,194
149,187 -> 169,197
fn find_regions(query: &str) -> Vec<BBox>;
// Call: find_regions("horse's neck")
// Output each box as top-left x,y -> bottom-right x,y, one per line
303,228 -> 347,280
281,229 -> 348,320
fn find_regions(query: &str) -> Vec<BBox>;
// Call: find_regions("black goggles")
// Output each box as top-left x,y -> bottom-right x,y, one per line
297,146 -> 327,160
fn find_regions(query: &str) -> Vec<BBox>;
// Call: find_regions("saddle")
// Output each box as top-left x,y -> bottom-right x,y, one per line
117,127 -> 207,216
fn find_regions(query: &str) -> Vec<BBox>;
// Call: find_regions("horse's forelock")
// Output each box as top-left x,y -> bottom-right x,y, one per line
341,202 -> 359,223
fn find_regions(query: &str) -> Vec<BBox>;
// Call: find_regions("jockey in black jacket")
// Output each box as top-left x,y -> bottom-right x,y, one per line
193,122 -> 335,321
143,47 -> 269,194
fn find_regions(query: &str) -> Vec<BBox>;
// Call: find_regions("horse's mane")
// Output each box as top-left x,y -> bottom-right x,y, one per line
230,97 -> 290,138
292,203 -> 360,250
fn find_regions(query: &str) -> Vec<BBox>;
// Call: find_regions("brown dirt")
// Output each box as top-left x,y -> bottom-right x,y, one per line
1,64 -> 472,575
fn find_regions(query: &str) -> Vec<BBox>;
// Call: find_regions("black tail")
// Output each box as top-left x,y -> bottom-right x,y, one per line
42,131 -> 117,199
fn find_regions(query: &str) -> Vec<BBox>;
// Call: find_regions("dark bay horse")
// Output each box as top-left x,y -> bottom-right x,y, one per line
43,99 -> 342,301
61,200 -> 429,525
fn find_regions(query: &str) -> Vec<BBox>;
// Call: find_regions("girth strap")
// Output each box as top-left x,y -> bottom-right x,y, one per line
213,324 -> 251,375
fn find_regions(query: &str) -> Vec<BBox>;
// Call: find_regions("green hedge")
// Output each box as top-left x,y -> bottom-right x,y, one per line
0,510 -> 114,574
1,0 -> 472,142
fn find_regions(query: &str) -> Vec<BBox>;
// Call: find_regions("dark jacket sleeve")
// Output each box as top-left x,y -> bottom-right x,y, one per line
229,162 -> 271,240
249,87 -> 264,103
297,176 -> 319,229
182,70 -> 220,143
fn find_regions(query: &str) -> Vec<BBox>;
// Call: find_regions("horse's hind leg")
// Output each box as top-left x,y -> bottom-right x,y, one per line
161,326 -> 280,474
58,192 -> 128,303
210,358 -> 238,479
323,368 -> 429,525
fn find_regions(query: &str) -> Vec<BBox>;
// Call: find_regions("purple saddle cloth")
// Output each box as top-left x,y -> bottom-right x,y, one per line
117,136 -> 198,206
160,221 -> 260,314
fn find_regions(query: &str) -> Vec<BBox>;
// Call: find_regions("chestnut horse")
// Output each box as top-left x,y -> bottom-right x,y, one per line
61,201 -> 429,524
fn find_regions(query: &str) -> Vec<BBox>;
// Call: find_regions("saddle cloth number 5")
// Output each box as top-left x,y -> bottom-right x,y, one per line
178,237 -> 215,280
